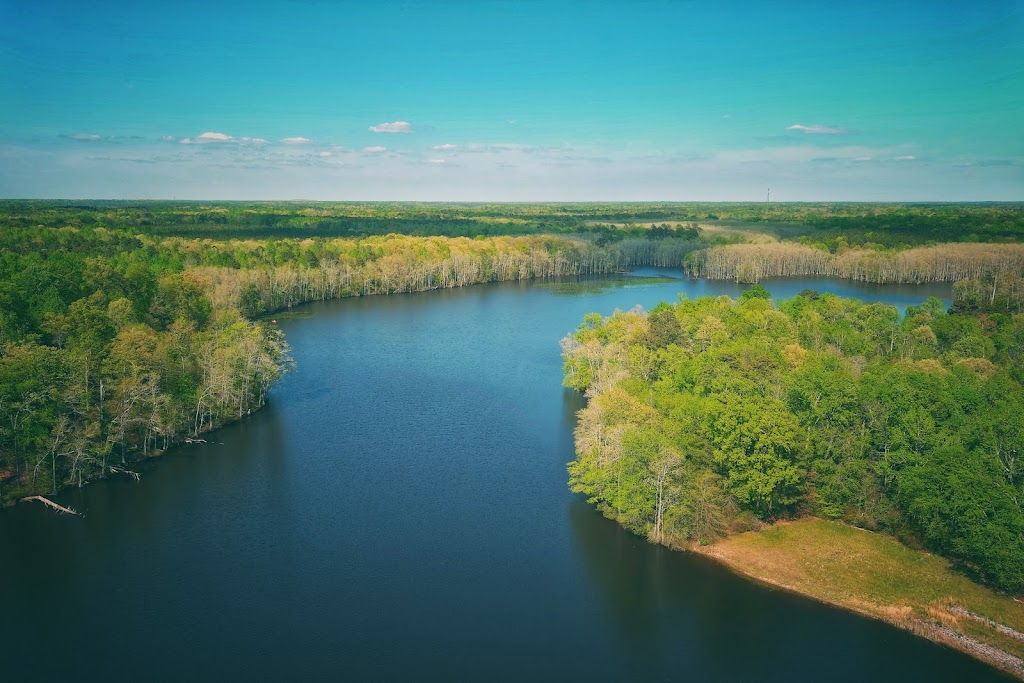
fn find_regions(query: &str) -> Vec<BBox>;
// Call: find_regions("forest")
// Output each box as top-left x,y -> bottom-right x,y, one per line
2,200 -> 1023,508
561,278 -> 1024,593
690,242 -> 1024,284
0,213 -> 696,505
3,200 -> 1022,244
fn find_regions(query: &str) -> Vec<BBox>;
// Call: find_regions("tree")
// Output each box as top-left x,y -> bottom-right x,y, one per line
646,303 -> 682,348
706,393 -> 804,518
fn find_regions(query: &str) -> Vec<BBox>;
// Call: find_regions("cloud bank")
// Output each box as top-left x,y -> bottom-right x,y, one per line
173,132 -> 268,145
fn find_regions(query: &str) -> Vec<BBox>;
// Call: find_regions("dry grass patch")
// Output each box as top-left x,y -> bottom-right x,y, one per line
694,518 -> 1024,678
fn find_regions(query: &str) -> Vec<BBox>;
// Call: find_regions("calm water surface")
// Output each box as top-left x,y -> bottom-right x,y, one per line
1,271 -> 1009,681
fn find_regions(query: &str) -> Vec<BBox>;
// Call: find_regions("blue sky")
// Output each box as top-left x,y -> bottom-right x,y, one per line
1,0 -> 1022,200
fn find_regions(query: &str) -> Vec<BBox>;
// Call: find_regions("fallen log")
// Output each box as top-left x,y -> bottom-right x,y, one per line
108,466 -> 141,481
20,496 -> 79,516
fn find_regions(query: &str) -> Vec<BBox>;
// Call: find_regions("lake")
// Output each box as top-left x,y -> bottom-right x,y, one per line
0,270 -> 1010,681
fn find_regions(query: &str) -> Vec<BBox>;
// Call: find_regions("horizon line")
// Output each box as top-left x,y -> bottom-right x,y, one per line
2,198 -> 1022,204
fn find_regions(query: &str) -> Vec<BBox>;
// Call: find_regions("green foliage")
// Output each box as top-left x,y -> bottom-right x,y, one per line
952,272 -> 1024,315
740,284 -> 771,301
563,292 -> 1024,593
0,222 -> 298,505
0,203 -> 719,506
706,393 -> 804,516
3,200 -> 1021,245
645,303 -> 683,348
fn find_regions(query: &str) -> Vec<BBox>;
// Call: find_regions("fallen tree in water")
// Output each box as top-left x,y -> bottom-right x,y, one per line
20,496 -> 78,515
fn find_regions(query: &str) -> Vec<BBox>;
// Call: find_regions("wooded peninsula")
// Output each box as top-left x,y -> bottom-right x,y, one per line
562,282 -> 1024,674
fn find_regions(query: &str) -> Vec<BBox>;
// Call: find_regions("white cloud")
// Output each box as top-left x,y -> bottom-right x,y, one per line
68,133 -> 101,141
428,159 -> 446,164
786,124 -> 849,135
281,137 -> 311,145
432,143 -> 457,151
369,121 -> 413,134
894,155 -> 917,161
319,151 -> 333,157
363,146 -> 387,153
853,156 -> 873,162
172,132 -> 268,145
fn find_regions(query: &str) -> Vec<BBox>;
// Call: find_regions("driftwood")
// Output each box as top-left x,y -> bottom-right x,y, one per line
184,437 -> 207,444
20,496 -> 79,516
108,466 -> 141,481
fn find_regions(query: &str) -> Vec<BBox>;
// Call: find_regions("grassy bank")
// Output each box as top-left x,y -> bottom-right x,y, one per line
693,518 -> 1024,679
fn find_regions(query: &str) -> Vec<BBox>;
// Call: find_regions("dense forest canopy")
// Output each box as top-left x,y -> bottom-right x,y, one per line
562,282 -> 1024,593
3,200 -> 1023,244
1,200 -> 1022,508
0,205 -> 703,505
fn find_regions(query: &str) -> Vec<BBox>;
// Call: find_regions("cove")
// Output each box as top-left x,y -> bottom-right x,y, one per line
0,270 -> 1011,681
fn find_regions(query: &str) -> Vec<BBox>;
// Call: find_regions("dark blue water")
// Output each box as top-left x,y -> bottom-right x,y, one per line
1,271 -> 1008,681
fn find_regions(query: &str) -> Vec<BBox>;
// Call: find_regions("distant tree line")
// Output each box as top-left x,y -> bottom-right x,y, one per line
3,200 -> 1021,244
689,243 -> 1024,284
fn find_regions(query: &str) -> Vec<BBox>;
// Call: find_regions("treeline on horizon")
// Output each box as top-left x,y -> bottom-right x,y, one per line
3,200 -> 1023,246
562,280 -> 1024,593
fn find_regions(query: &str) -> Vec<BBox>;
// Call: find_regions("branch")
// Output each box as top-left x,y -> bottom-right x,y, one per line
20,496 -> 79,516
108,466 -> 141,481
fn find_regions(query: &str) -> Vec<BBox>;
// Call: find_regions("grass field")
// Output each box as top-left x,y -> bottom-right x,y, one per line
694,518 -> 1024,678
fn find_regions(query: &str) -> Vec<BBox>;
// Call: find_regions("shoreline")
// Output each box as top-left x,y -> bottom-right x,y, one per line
2,406 -> 262,510
685,519 -> 1024,680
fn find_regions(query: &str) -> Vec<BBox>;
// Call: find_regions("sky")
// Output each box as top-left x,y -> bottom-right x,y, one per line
1,0 -> 1022,200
